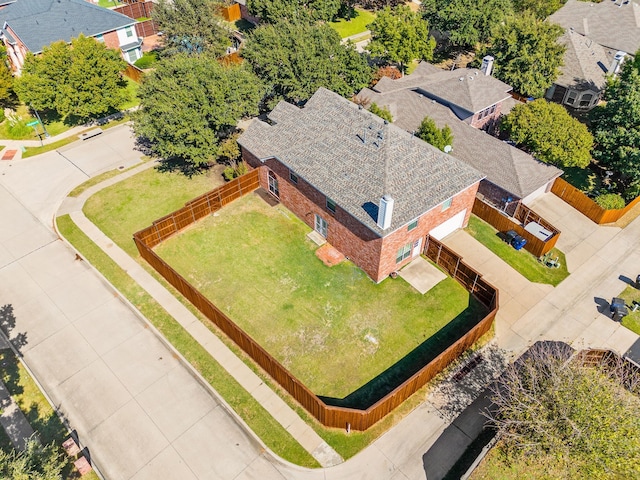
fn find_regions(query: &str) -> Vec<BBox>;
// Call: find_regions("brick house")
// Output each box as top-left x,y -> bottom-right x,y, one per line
238,88 -> 484,283
0,0 -> 143,73
358,62 -> 563,212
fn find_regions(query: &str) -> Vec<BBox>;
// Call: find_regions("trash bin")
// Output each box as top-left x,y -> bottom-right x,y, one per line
612,305 -> 629,322
636,274 -> 640,289
504,230 -> 527,250
610,297 -> 625,313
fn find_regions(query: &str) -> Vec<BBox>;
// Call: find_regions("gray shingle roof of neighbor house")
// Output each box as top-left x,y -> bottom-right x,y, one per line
0,0 -> 135,53
556,30 -> 616,91
548,0 -> 640,54
358,78 -> 563,199
372,62 -> 513,118
238,88 -> 484,237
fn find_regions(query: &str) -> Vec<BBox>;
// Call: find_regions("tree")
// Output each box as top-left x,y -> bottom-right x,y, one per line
486,342 -> 640,478
367,6 -> 435,74
591,57 -> 640,188
369,103 -> 392,122
502,99 -> 592,168
242,21 -> 371,105
0,46 -> 14,104
246,0 -> 343,23
512,0 -> 566,19
421,0 -> 513,48
356,0 -> 404,10
484,13 -> 565,98
416,116 -> 453,151
153,0 -> 230,57
15,35 -> 127,120
0,440 -> 67,480
133,55 -> 264,168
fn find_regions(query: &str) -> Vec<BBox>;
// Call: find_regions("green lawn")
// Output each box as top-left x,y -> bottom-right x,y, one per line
466,216 -> 569,286
68,157 -> 152,197
561,165 -> 600,193
329,8 -> 376,38
616,284 -> 640,335
155,193 -> 487,402
83,167 -> 221,256
97,0 -> 122,7
120,77 -> 140,110
0,105 -> 70,141
56,215 -> 319,468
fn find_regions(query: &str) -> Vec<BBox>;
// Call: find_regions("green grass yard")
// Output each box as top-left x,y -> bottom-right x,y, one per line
466,215 -> 569,286
616,284 -> 640,335
329,8 -> 376,38
154,193 -> 487,402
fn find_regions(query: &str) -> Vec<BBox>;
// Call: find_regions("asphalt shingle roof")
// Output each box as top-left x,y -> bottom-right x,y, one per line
358,83 -> 562,199
556,30 -> 615,91
238,88 -> 484,237
549,0 -> 640,54
0,0 -> 134,53
373,62 -> 512,117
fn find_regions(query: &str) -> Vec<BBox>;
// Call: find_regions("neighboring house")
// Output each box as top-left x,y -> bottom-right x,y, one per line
358,63 -> 563,212
238,88 -> 484,283
371,61 -> 513,130
0,0 -> 143,73
548,0 -> 640,110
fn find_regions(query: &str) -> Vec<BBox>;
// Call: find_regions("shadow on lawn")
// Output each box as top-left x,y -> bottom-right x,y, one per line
318,298 -> 489,410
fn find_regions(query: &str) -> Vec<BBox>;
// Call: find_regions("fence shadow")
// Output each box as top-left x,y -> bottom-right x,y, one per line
319,299 -> 488,409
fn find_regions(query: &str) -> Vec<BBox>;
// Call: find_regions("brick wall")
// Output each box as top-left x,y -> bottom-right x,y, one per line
470,101 -> 503,129
102,30 -> 120,50
242,147 -> 479,282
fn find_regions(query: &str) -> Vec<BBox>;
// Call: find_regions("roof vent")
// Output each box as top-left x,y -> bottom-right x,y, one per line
459,77 -> 464,81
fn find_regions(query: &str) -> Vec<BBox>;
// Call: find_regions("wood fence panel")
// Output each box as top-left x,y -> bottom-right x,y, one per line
220,3 -> 242,21
132,173 -> 498,431
472,198 -> 559,257
122,64 -> 144,83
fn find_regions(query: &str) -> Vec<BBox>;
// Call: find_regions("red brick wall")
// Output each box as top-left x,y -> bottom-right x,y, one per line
241,147 -> 479,282
470,102 -> 503,129
102,30 -> 120,50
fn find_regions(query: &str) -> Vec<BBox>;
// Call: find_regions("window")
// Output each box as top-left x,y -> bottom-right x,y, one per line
268,171 -> 279,198
565,90 -> 578,105
315,214 -> 328,237
579,93 -> 593,107
125,26 -> 134,38
326,197 -> 336,214
396,242 -> 412,264
126,50 -> 138,63
289,170 -> 298,184
94,34 -> 104,43
489,104 -> 496,114
441,197 -> 452,211
407,219 -> 418,231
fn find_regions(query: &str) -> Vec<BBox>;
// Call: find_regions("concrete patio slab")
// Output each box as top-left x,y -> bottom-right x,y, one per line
398,257 -> 446,294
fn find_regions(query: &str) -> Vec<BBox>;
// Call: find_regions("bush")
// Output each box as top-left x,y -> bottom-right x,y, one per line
223,161 -> 248,181
134,51 -> 158,69
594,193 -> 625,209
624,183 -> 640,203
371,66 -> 401,86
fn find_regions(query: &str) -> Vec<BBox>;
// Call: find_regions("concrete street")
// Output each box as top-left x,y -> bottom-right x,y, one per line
0,123 -> 638,479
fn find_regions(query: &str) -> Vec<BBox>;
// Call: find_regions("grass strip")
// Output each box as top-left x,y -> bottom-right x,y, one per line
466,216 -> 569,286
55,214 -> 319,468
68,157 -> 151,197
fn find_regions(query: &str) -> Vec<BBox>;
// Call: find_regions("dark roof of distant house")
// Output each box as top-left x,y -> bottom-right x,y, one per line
549,0 -> 640,54
238,88 -> 484,237
0,0 -> 134,53
358,83 -> 562,199
372,62 -> 512,118
556,30 -> 616,91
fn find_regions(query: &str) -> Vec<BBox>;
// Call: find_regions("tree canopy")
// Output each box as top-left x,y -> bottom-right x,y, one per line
152,0 -> 230,56
133,55 -> 263,168
242,21 -> 371,106
512,0 -> 566,19
369,103 -> 393,122
421,0 -> 513,48
483,13 -> 565,98
591,56 -> 640,190
246,0 -> 343,23
486,343 -> 640,479
502,99 -> 592,168
15,35 -> 127,120
416,116 -> 453,152
367,6 -> 435,73
0,440 -> 66,480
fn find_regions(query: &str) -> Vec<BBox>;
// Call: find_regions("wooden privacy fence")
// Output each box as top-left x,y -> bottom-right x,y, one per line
575,349 -> 640,394
122,64 -> 144,83
220,3 -> 242,21
133,172 -> 498,430
551,177 -> 640,224
472,197 -> 560,257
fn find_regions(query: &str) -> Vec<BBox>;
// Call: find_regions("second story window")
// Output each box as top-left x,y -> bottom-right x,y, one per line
326,197 -> 336,214
407,219 -> 418,231
125,26 -> 134,38
289,170 -> 298,184
94,34 -> 104,43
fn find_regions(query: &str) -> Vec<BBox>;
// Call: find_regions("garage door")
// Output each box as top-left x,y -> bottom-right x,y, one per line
429,209 -> 467,240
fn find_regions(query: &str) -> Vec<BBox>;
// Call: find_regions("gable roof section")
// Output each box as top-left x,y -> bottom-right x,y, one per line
0,0 -> 134,53
372,62 -> 512,117
357,86 -> 562,199
549,0 -> 640,54
238,88 -> 484,237
556,30 -> 615,91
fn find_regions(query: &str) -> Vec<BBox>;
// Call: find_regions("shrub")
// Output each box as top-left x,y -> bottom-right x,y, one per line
624,183 -> 640,202
594,193 -> 625,209
223,161 -> 248,181
369,102 -> 393,122
371,66 -> 401,86
134,51 -> 158,69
